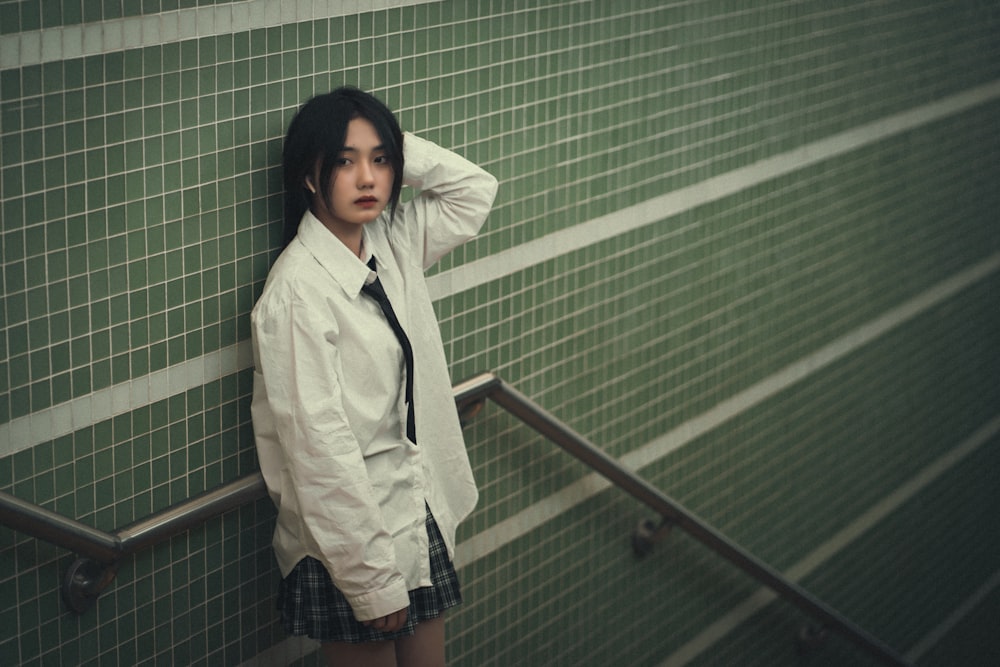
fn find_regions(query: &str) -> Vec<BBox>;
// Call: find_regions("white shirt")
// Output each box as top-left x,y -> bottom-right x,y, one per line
250,133 -> 498,621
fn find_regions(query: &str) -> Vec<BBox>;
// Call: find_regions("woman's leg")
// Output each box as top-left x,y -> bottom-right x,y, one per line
395,615 -> 446,667
322,640 -> 397,667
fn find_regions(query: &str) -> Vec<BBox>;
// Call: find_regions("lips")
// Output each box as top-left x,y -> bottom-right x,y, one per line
355,196 -> 378,208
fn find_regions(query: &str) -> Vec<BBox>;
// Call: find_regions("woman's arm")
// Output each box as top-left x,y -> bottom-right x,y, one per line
394,132 -> 499,269
252,288 -> 411,622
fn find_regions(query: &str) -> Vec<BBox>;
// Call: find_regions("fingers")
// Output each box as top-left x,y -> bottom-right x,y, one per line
362,607 -> 409,633
367,610 -> 402,632
385,608 -> 408,632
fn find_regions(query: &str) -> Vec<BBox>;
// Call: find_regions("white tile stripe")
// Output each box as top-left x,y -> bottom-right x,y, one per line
0,80 -> 999,457
426,78 -> 1000,300
904,567 -> 1000,663
239,635 -> 318,667
0,0 -> 435,69
0,340 -> 254,457
656,415 -> 1000,667
453,251 -> 1000,567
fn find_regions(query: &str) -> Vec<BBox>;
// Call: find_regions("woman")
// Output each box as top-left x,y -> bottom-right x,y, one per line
250,87 -> 498,666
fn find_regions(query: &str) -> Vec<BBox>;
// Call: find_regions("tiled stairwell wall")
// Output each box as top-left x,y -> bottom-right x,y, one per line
2,1 -> 999,666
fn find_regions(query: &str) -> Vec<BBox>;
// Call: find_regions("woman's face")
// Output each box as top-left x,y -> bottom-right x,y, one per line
309,117 -> 395,239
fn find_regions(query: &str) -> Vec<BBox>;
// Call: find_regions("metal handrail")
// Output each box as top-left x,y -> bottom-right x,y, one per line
1,371 -> 910,666
0,473 -> 267,612
475,373 -> 912,667
0,375 -> 503,612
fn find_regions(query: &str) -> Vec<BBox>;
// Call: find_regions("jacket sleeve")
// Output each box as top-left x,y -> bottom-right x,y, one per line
251,285 -> 410,621
394,132 -> 499,269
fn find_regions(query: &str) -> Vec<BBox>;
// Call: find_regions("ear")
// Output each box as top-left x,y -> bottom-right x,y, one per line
304,178 -> 317,194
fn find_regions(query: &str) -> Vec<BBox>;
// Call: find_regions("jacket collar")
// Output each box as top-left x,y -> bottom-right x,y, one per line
295,210 -> 374,299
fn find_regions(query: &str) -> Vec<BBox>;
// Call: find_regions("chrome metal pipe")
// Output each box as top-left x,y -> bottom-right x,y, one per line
0,370 -> 913,667
487,379 -> 912,667
2,378 -> 492,612
60,473 -> 269,613
117,473 -> 266,553
0,490 -> 121,562
452,371 -> 501,407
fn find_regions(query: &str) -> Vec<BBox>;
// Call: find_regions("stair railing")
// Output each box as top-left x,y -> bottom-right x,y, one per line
1,372 -> 910,666
456,373 -> 911,667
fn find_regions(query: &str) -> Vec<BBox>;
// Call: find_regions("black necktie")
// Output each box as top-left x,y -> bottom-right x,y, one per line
361,256 -> 416,444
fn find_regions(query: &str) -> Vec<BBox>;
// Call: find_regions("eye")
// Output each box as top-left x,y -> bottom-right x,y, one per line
373,154 -> 390,165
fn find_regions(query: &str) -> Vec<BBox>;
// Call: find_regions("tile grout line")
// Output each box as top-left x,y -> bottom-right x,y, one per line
425,79 -> 1000,300
904,566 -> 1000,663
0,0 -> 437,69
1,81 -> 998,456
252,412 -> 1000,667
656,415 -> 1000,667
454,253 -> 1000,567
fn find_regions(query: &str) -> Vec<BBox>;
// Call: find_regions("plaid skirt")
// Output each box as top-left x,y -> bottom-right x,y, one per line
277,508 -> 462,643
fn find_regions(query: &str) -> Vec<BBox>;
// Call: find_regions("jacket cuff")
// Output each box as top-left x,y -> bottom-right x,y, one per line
346,577 -> 411,622
401,131 -> 433,188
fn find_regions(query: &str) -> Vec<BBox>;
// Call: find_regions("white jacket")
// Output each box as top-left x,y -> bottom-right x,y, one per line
250,133 -> 498,621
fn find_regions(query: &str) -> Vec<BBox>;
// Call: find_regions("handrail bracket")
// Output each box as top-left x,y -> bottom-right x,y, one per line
632,516 -> 674,557
62,556 -> 120,614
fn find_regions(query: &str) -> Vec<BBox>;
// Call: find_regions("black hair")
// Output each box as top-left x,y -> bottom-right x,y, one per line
281,87 -> 404,246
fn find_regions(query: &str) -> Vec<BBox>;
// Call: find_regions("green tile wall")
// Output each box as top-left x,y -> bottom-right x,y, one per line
2,1 -> 1000,666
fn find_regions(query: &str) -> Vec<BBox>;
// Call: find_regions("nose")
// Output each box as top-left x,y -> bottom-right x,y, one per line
357,159 -> 375,187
